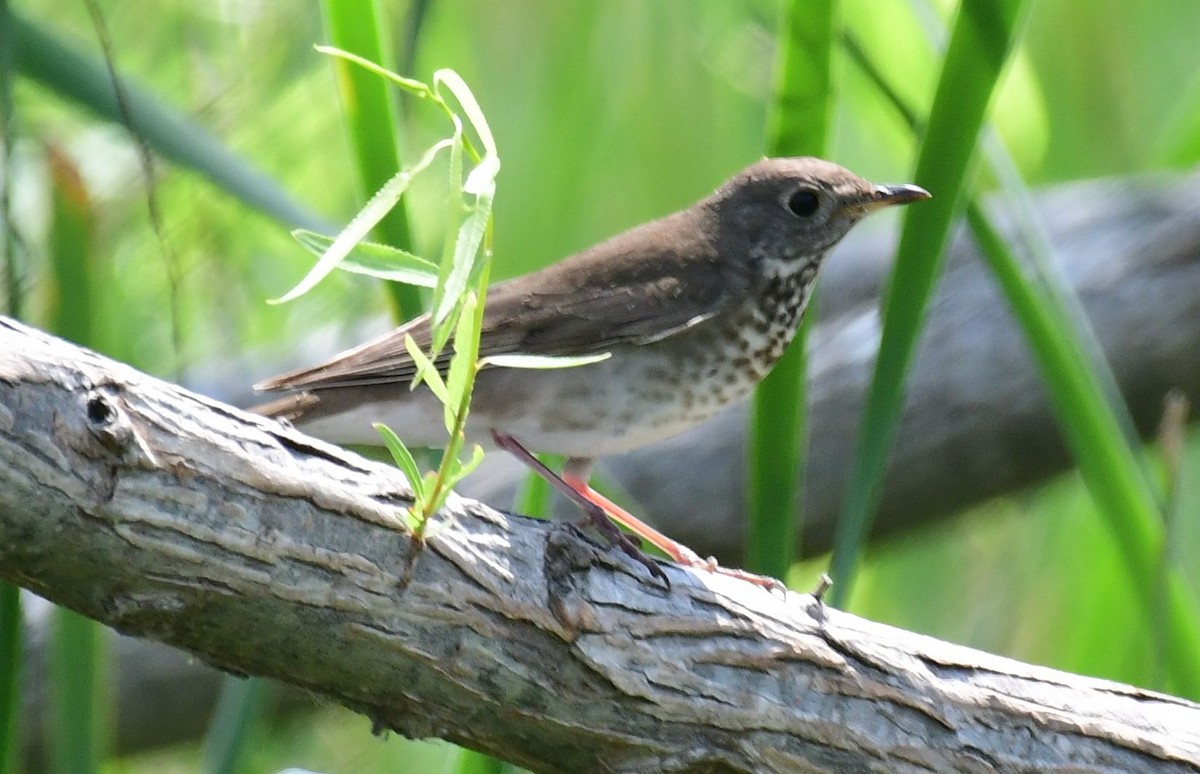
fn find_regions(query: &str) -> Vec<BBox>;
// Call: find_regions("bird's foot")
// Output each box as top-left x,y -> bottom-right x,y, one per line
668,544 -> 787,594
491,430 -> 669,588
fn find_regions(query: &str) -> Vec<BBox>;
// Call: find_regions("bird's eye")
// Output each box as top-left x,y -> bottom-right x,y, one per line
785,188 -> 820,217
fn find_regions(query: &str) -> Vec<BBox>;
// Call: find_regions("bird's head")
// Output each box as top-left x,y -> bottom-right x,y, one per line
706,156 -> 930,270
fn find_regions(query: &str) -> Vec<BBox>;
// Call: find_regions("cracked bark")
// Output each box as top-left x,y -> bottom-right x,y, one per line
2,318 -> 1198,772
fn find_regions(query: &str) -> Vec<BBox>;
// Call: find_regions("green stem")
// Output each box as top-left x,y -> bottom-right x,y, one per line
48,609 -> 107,774
746,0 -> 836,579
0,585 -> 19,774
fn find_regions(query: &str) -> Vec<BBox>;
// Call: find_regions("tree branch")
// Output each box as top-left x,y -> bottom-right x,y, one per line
1,318 -> 1197,772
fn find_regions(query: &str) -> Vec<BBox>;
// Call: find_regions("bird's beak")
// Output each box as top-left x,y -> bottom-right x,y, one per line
870,183 -> 932,209
841,183 -> 931,216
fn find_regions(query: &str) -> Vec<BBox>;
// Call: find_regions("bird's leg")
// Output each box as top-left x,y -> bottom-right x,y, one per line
490,430 -> 781,592
490,431 -> 669,587
560,458 -> 783,592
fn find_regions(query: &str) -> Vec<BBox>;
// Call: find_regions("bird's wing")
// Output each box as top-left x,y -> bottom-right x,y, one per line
256,209 -> 744,392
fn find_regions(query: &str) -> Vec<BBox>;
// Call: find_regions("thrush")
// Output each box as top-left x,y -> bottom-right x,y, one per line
254,157 -> 929,587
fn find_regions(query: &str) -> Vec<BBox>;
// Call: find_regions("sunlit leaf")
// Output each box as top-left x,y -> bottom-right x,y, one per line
431,138 -> 466,336
434,68 -> 500,195
433,195 -> 492,328
403,334 -> 449,404
291,230 -> 439,287
444,444 -> 486,492
374,423 -> 425,502
271,138 -> 453,304
315,45 -> 435,100
480,352 -> 611,369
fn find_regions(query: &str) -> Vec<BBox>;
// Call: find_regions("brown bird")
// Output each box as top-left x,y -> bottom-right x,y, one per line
255,157 -> 930,587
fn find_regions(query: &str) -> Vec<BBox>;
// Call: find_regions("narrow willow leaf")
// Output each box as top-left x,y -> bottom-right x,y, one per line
434,69 -> 500,195
431,126 -> 466,342
444,444 -> 486,492
403,334 -> 449,404
374,423 -> 425,502
433,194 -> 491,327
291,230 -> 439,287
315,45 -> 435,100
480,352 -> 612,369
271,138 -> 453,304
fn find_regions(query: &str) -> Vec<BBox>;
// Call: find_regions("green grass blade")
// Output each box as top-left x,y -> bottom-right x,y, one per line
966,204 -> 1200,696
983,138 -> 1145,456
46,145 -> 94,344
10,12 -> 325,233
454,747 -> 507,774
514,454 -> 564,518
0,0 -> 21,322
201,676 -> 272,774
746,0 -> 835,579
0,8 -> 20,756
830,0 -> 1028,606
44,145 -> 109,774
0,585 -> 19,774
845,25 -> 1200,697
320,0 -> 423,322
48,609 -> 107,774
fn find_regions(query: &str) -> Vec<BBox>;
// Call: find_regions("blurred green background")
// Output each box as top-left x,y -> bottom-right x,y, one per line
2,0 -> 1198,771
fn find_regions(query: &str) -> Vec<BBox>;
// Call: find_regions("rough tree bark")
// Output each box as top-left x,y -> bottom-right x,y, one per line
2,319 -> 1198,772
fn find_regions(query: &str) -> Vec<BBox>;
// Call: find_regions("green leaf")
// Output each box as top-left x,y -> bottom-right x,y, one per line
291,230 -> 439,287
830,0 -> 1028,606
443,444 -> 486,495
271,138 -> 454,304
374,423 -> 426,502
431,126 -> 467,336
49,608 -> 108,773
201,676 -> 272,774
433,194 -> 492,328
479,352 -> 611,369
0,584 -> 23,774
314,44 -> 436,100
429,123 -> 465,340
434,68 -> 500,195
747,0 -> 836,580
459,443 -> 486,479
402,334 -> 449,404
403,509 -> 425,534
